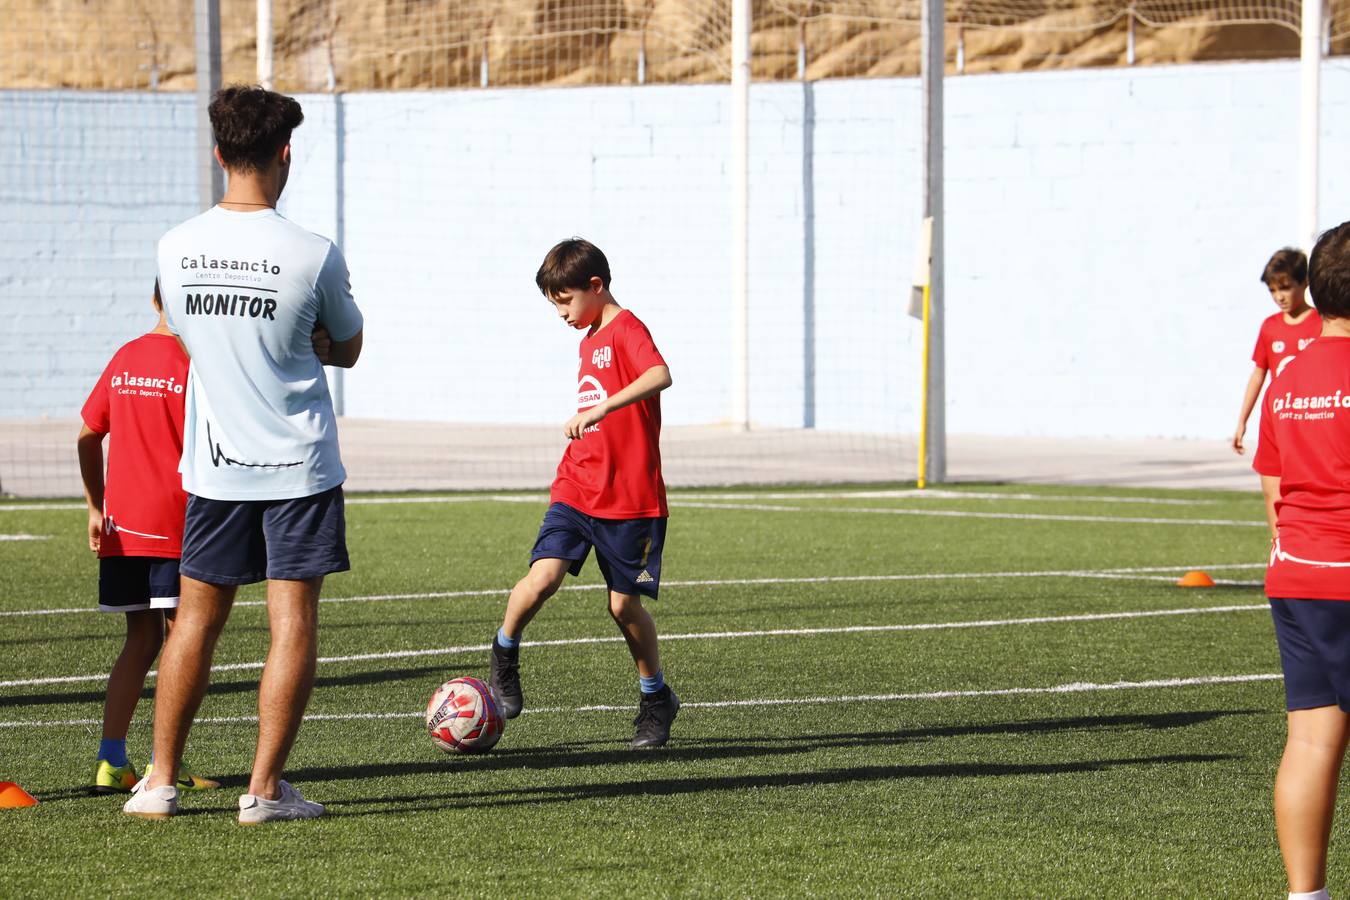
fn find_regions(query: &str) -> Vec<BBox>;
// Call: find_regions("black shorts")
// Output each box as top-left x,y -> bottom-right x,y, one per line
99,556 -> 181,613
1270,597 -> 1350,712
180,486 -> 349,586
530,502 -> 666,599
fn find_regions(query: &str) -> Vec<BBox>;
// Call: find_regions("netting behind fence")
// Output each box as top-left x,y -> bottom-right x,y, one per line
0,0 -> 1344,94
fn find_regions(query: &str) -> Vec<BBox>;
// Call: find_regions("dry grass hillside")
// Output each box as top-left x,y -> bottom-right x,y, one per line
0,0 -> 1327,91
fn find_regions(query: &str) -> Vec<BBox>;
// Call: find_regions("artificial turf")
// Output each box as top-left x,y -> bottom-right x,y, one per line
0,483 -> 1304,896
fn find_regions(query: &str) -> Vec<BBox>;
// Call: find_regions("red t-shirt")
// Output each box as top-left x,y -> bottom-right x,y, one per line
80,333 -> 190,559
1253,309 -> 1321,379
551,310 -> 668,519
1254,337 -> 1350,599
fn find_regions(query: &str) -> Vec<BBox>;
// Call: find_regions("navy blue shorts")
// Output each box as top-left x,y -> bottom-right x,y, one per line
180,486 -> 349,586
1270,598 -> 1350,712
530,502 -> 667,599
99,556 -> 180,613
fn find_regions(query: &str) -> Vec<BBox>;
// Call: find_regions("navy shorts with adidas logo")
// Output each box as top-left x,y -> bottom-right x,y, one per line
530,502 -> 666,599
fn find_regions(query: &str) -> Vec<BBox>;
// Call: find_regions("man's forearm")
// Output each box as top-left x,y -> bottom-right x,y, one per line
325,329 -> 363,368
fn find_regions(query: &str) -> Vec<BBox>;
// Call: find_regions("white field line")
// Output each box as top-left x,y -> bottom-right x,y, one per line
0,489 -> 1226,514
0,563 -> 1268,620
673,501 -> 1267,528
0,534 -> 49,541
346,495 -> 544,506
0,602 -> 1269,689
0,495 -> 548,513
0,672 -> 1286,729
674,489 -> 1219,506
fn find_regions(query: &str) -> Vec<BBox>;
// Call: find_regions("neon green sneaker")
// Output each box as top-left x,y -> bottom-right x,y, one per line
92,759 -> 139,794
143,762 -> 221,791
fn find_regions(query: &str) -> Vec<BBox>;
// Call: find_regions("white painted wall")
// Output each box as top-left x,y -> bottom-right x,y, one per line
4,60 -> 1347,440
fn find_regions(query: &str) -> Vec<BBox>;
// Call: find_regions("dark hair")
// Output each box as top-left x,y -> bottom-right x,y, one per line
152,280 -> 162,310
536,238 -> 611,297
1309,224 -> 1350,319
1261,247 -> 1308,286
209,85 -> 304,173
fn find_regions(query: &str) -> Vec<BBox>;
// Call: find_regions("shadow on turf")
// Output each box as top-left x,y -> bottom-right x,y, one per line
321,753 -> 1239,816
278,708 -> 1256,783
32,710 -> 1253,806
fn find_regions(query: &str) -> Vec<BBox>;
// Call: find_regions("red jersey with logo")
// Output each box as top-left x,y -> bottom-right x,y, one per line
80,333 -> 190,559
1253,310 -> 1321,379
1254,337 -> 1350,600
551,310 -> 668,519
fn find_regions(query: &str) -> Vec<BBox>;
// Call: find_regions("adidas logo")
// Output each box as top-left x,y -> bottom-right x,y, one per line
635,570 -> 654,584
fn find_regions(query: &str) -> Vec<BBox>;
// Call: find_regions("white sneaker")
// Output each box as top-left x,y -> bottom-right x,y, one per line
121,778 -> 179,819
237,780 -> 325,825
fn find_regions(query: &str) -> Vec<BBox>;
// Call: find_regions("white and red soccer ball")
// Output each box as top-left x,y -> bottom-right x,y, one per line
425,676 -> 505,753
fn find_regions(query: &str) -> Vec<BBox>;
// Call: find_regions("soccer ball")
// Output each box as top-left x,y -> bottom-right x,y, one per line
425,676 -> 504,754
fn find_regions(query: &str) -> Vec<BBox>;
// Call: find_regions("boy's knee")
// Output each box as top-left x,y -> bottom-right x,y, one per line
524,568 -> 564,599
123,631 -> 164,662
609,592 -> 642,621
125,612 -> 164,645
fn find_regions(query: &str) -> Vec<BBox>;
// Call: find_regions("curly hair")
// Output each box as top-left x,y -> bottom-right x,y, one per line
208,85 -> 304,173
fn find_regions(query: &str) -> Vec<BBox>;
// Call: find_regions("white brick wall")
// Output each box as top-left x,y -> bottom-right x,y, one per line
3,59 -> 1346,440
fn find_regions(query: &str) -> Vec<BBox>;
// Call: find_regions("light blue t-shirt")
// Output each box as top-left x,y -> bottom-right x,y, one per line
157,206 -> 363,501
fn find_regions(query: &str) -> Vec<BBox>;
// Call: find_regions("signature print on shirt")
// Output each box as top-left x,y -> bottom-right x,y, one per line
206,420 -> 303,470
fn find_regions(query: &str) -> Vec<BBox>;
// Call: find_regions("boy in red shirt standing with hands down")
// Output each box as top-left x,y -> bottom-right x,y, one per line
1254,222 -> 1350,900
487,238 -> 679,748
1235,248 -> 1320,535
77,285 -> 218,795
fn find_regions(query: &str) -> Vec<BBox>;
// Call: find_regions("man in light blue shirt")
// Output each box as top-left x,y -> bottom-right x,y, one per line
126,85 -> 362,825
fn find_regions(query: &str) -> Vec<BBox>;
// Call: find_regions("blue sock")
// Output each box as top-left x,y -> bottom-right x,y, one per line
640,671 -> 665,695
98,738 -> 129,768
496,627 -> 519,650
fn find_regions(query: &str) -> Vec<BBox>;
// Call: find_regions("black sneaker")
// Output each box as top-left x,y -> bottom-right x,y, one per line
489,639 -> 523,719
631,686 -> 680,749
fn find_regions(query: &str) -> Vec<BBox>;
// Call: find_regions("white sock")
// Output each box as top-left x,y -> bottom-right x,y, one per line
1289,889 -> 1330,900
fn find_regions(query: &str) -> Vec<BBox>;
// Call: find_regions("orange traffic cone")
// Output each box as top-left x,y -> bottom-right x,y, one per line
1177,570 -> 1216,588
0,781 -> 37,808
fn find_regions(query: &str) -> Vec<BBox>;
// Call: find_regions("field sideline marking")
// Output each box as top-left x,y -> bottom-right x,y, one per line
0,672 -> 1285,729
674,489 -> 1218,506
0,489 -> 1230,514
0,602 -> 1269,689
0,563 -> 1267,619
674,501 -> 1266,528
0,534 -> 49,541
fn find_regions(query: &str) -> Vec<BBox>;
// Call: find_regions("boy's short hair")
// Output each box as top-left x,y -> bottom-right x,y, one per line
1309,223 -> 1350,319
536,238 -> 611,297
209,85 -> 304,174
1261,247 -> 1308,286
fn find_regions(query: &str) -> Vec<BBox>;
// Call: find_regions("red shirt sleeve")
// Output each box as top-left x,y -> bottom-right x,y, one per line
1252,321 -> 1269,370
621,317 -> 666,374
81,354 -> 116,434
1253,387 -> 1281,477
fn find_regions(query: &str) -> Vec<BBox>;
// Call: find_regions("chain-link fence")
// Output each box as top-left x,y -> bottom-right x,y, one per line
1,0 -> 1342,93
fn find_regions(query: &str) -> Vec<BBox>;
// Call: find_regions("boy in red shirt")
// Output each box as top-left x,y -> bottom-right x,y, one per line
1253,222 -> 1350,900
77,285 -> 217,794
488,239 -> 679,748
1235,248 -> 1320,535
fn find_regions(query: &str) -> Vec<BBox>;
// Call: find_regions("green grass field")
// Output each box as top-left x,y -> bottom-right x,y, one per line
0,483 -> 1307,896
